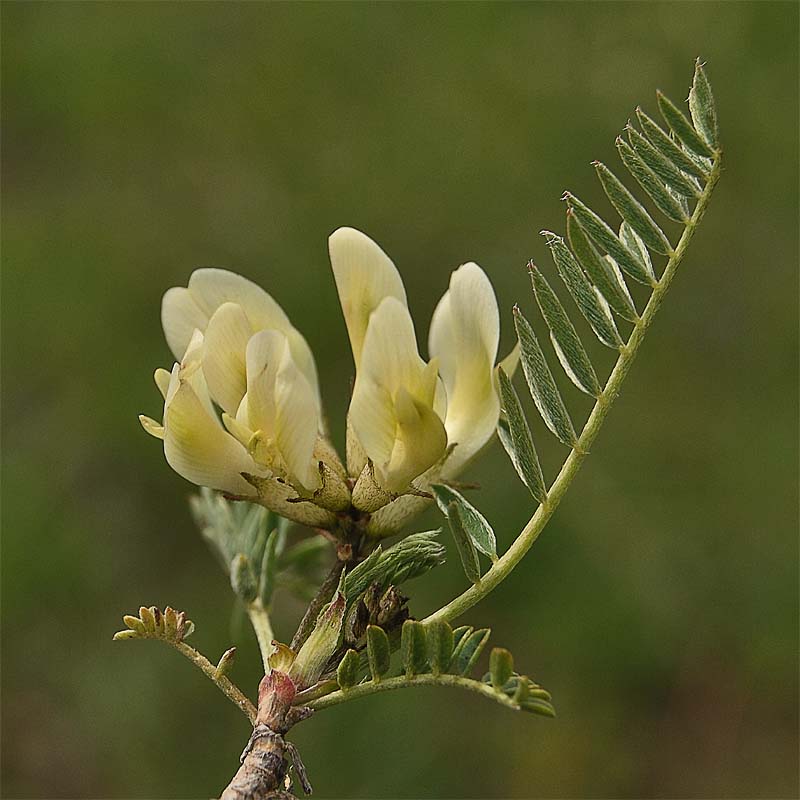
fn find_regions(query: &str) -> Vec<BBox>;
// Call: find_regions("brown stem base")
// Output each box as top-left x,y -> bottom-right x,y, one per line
220,672 -> 313,800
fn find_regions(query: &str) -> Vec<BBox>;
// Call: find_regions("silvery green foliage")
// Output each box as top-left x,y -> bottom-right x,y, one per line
343,530 -> 446,602
190,488 -> 327,606
496,59 -> 719,494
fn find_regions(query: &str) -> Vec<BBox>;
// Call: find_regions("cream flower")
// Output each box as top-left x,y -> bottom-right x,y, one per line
328,227 -> 513,528
140,269 -> 345,527
142,230 -> 513,536
349,297 -> 448,498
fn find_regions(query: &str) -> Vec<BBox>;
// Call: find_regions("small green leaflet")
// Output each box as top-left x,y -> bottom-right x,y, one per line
616,136 -> 689,223
593,161 -> 671,256
657,89 -> 714,158
496,367 -> 547,503
635,107 -> 708,179
450,628 -> 491,676
564,192 -> 653,285
489,647 -> 514,691
401,620 -> 428,678
688,59 -> 718,150
426,620 -> 454,676
566,211 -> 638,322
336,649 -> 360,689
619,223 -> 654,280
542,231 -> 623,349
513,306 -> 578,446
366,624 -> 390,682
529,264 -> 602,397
431,484 -> 497,561
626,123 -> 700,199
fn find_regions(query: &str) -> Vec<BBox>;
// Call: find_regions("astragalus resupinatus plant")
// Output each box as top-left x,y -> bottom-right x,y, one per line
118,61 -> 721,799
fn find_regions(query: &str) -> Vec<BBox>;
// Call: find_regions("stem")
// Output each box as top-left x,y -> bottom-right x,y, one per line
424,150 -> 722,627
305,673 -> 526,713
169,640 -> 257,724
247,599 -> 276,672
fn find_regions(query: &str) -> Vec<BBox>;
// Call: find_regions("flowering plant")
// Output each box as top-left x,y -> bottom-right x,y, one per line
116,61 -> 721,799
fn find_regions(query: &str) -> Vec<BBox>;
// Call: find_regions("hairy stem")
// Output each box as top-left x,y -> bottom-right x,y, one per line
424,150 -> 722,627
247,599 -> 276,672
169,640 -> 257,723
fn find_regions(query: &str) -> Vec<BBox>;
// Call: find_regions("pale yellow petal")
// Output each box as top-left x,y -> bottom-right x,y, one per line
349,297 -> 422,470
350,297 -> 447,490
358,296 -> 424,391
139,414 -> 165,439
328,227 -> 407,367
428,291 -> 455,387
202,302 -> 252,415
165,268 -> 320,408
274,355 -> 321,490
161,287 -> 209,361
163,377 -> 258,496
349,377 -> 396,472
189,268 -> 320,400
381,387 -> 447,492
188,268 -> 291,330
221,411 -> 254,449
244,330 -> 285,435
429,262 -> 501,476
283,327 -> 322,420
176,331 -> 219,423
450,262 -> 500,362
154,368 -> 172,400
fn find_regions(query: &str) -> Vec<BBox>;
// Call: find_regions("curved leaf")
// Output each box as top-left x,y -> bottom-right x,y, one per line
496,368 -> 547,503
513,306 -> 578,446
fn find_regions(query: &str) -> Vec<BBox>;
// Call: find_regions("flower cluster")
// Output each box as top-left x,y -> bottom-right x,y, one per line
140,228 -> 515,536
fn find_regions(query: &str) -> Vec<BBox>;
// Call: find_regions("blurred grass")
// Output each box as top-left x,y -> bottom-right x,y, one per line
1,2 -> 798,798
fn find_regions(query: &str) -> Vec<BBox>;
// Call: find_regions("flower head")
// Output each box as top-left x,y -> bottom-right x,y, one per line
141,228 -> 514,537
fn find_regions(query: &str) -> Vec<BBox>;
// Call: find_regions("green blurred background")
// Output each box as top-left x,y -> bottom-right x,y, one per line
2,2 -> 798,798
